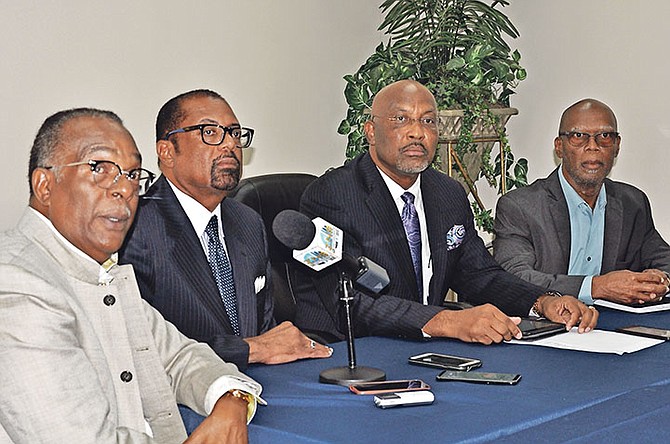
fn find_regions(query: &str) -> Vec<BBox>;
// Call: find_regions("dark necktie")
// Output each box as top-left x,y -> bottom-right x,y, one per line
205,215 -> 240,335
401,192 -> 423,299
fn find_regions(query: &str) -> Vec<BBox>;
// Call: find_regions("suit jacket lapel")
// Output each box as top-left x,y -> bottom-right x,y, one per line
545,169 -> 572,272
152,177 -> 233,332
220,201 -> 257,338
602,180 -> 623,272
421,171 -> 449,306
358,155 -> 419,301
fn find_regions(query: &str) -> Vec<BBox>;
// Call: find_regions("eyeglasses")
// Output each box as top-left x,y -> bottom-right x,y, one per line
165,124 -> 255,148
44,160 -> 156,195
372,115 -> 438,131
558,131 -> 619,148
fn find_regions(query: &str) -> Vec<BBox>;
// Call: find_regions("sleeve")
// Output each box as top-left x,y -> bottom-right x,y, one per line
637,192 -> 670,274
493,192 -> 585,296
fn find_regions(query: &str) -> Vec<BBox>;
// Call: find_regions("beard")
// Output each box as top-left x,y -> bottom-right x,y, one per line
210,153 -> 241,191
396,143 -> 432,174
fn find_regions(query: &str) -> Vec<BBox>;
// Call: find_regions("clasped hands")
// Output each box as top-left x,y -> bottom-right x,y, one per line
592,268 -> 669,305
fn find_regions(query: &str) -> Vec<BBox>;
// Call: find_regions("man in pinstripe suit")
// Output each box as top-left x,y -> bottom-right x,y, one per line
120,89 -> 331,371
294,80 -> 598,343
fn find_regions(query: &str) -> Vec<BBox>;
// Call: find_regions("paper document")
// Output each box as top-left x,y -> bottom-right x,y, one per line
594,298 -> 670,314
508,328 -> 663,355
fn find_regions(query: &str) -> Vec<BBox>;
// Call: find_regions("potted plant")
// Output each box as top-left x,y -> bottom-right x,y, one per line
338,0 -> 528,233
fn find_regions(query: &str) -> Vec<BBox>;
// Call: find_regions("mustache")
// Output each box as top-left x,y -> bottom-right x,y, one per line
400,142 -> 428,154
213,152 -> 240,167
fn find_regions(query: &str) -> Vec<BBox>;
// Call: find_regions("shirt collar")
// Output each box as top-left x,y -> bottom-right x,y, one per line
376,167 -> 422,203
166,178 -> 222,237
558,164 -> 607,212
30,207 -> 119,283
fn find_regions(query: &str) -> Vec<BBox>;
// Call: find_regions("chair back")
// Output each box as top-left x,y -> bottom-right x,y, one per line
229,173 -> 317,323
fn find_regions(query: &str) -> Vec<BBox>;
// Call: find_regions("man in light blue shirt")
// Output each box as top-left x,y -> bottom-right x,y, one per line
494,99 -> 670,305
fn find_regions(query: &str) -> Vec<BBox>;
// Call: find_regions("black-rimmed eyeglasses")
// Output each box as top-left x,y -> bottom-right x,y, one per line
165,124 -> 254,148
558,131 -> 619,149
44,160 -> 156,196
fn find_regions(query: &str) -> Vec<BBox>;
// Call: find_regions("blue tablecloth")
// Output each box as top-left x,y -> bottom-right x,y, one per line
246,309 -> 670,443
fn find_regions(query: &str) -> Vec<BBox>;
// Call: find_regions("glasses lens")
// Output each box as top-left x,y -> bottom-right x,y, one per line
201,125 -> 225,145
91,160 -> 120,189
567,132 -> 588,148
236,128 -> 253,148
595,132 -> 617,147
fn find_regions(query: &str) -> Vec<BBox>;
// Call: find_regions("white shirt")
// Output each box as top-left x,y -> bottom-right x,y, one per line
377,169 -> 433,305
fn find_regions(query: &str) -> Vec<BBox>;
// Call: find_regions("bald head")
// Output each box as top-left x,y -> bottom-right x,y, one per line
559,99 -> 617,134
370,80 -> 437,117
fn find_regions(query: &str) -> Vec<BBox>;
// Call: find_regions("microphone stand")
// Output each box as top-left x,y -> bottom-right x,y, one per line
319,272 -> 386,385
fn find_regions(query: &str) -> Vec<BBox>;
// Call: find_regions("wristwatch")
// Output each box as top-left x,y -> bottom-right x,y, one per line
530,291 -> 562,317
225,389 -> 257,423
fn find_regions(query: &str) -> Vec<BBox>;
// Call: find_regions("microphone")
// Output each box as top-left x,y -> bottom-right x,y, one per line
272,210 -> 389,293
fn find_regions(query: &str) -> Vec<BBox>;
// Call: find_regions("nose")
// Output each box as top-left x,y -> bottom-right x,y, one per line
585,134 -> 600,151
218,130 -> 238,152
108,173 -> 135,199
406,119 -> 426,139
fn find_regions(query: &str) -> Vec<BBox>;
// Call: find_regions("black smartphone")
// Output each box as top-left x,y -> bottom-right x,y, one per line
518,318 -> 566,340
349,379 -> 430,395
436,370 -> 521,385
615,325 -> 670,341
408,352 -> 482,371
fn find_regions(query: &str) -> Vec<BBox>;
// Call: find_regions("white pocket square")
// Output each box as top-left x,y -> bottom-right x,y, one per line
254,276 -> 266,294
446,225 -> 465,251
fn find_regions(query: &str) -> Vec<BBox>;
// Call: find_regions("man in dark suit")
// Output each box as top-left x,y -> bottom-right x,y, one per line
120,89 -> 331,371
294,80 -> 597,343
494,98 -> 670,305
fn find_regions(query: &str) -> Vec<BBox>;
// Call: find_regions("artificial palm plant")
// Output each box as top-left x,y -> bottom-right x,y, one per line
338,0 -> 528,232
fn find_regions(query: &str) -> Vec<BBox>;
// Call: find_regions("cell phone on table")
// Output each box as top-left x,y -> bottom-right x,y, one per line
517,318 -> 566,340
349,379 -> 430,395
408,352 -> 482,371
615,325 -> 670,340
437,370 -> 521,385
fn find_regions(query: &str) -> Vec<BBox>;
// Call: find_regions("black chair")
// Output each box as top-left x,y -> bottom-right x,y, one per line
229,173 -> 317,324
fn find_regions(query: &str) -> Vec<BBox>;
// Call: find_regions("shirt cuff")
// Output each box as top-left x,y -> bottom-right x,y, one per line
204,375 -> 266,424
578,275 -> 595,305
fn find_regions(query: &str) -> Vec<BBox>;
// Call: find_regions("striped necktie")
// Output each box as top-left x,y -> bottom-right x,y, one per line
205,215 -> 240,335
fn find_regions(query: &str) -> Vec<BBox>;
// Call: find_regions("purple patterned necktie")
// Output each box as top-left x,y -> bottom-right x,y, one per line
205,215 -> 240,335
401,192 -> 422,299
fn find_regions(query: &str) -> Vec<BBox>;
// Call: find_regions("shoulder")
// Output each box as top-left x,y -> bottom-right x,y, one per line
498,173 -> 555,208
605,178 -> 649,201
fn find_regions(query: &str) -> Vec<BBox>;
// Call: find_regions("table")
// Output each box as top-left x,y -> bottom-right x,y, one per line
246,309 -> 670,443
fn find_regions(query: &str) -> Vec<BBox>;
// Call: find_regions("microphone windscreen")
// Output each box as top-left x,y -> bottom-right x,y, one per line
272,209 -> 316,250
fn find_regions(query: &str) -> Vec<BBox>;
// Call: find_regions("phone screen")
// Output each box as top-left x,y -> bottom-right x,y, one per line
409,353 -> 482,370
437,370 -> 521,385
350,379 -> 429,394
617,325 -> 670,340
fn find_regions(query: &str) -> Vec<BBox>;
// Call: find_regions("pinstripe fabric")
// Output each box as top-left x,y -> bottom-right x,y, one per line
119,175 -> 274,369
494,168 -> 670,295
293,153 -> 545,341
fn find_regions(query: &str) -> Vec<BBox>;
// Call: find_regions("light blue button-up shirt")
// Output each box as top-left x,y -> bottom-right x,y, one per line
558,166 -> 607,304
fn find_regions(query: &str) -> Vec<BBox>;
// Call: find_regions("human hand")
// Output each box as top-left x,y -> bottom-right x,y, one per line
184,394 -> 248,444
592,269 -> 669,304
245,321 -> 333,365
538,295 -> 598,333
422,304 -> 522,344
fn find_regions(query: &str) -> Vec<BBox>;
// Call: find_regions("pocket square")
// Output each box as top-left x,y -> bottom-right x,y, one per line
445,225 -> 465,251
254,276 -> 266,294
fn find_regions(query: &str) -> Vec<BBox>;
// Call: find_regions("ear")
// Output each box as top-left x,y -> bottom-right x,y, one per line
364,120 -> 375,147
614,135 -> 621,158
156,139 -> 175,168
553,136 -> 564,160
31,168 -> 53,208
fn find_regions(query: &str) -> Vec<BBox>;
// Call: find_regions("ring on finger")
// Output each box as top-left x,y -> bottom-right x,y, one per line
309,340 -> 316,349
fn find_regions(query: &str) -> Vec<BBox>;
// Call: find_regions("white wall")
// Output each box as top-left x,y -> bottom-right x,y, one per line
0,0 -> 383,230
2,0 -> 669,240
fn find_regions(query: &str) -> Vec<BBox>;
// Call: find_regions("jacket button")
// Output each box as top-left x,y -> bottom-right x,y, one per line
103,294 -> 116,306
120,371 -> 133,382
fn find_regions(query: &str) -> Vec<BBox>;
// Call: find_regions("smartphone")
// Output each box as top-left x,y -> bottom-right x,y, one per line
518,318 -> 566,340
436,370 -> 521,385
349,379 -> 430,395
373,390 -> 435,409
615,325 -> 670,341
408,352 -> 482,371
